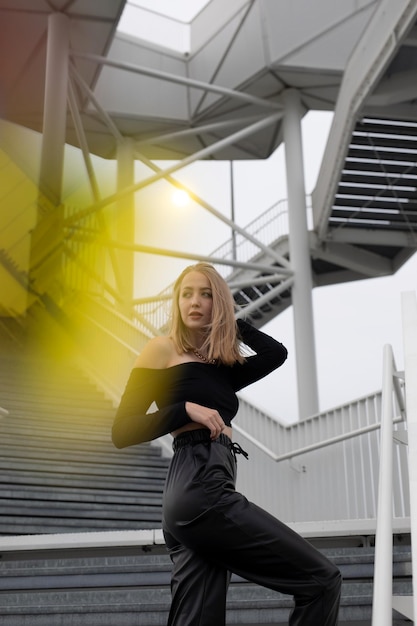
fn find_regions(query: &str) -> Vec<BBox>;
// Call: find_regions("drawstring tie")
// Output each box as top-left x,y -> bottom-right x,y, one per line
230,441 -> 249,461
173,429 -> 249,460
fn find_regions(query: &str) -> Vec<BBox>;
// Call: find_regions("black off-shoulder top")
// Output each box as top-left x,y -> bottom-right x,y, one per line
112,319 -> 287,448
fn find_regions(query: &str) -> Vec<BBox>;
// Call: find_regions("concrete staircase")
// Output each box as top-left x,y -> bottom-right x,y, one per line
0,543 -> 412,625
0,348 -> 170,535
0,340 -> 413,624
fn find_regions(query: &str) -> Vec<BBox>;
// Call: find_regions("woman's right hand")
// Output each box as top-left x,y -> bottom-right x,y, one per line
185,402 -> 225,440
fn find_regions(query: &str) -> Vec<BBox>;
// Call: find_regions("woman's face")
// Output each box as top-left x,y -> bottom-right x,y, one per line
178,271 -> 213,332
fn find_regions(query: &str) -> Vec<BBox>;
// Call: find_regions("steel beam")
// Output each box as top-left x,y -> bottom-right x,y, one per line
71,52 -> 283,112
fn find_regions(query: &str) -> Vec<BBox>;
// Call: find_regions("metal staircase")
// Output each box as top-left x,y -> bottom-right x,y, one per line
335,117 -> 417,235
1,3 -> 417,624
1,1 -> 417,326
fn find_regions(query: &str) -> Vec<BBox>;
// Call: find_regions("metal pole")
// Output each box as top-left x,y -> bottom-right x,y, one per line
66,112 -> 292,270
29,12 -> 69,303
401,291 -> 417,623
39,12 -> 70,207
88,240 -> 289,276
282,89 -> 319,418
67,77 -> 124,297
230,161 -> 237,261
371,344 -> 394,626
116,138 -> 135,313
71,52 -> 283,112
66,112 -> 283,223
136,115 -> 264,145
69,67 -> 289,270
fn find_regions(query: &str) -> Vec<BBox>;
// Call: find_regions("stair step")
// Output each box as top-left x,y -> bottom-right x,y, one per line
0,502 -> 163,521
0,458 -> 168,479
0,546 -> 412,624
0,443 -> 167,465
0,485 -> 163,504
0,349 -> 170,535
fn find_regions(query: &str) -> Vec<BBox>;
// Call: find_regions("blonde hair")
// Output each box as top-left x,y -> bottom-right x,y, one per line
169,263 -> 244,366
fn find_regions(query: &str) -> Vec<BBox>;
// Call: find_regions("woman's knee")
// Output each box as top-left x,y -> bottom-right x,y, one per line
324,562 -> 342,597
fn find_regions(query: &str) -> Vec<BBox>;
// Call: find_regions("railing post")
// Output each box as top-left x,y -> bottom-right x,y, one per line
401,291 -> 417,622
371,344 -> 394,626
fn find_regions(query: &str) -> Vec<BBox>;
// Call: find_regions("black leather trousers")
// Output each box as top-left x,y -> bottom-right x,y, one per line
162,430 -> 341,626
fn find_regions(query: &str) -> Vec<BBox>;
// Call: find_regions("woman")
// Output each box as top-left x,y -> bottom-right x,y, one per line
112,262 -> 341,626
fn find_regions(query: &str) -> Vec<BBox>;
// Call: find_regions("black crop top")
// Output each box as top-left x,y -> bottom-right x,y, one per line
112,319 -> 287,448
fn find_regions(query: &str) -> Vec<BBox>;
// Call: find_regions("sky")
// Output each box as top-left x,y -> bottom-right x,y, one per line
118,0 -> 211,53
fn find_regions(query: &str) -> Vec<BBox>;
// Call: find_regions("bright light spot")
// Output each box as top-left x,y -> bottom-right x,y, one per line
172,189 -> 190,207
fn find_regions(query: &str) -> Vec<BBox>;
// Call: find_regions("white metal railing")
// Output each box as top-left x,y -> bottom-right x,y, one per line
371,346 -> 404,625
2,195 -> 294,334
70,293 -> 411,527
208,198 -> 291,273
67,293 -> 151,403
234,413 -> 404,464
371,291 -> 417,625
68,283 -> 414,549
232,388 -> 409,524
234,345 -> 406,463
401,291 -> 417,622
131,197 -> 311,330
63,205 -> 107,299
57,196 -> 299,332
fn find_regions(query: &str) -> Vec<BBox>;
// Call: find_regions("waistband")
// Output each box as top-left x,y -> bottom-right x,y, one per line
173,429 -> 248,460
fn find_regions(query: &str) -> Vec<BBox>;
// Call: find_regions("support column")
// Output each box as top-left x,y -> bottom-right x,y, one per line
230,161 -> 237,260
39,12 -> 70,207
30,12 -> 70,299
116,138 -> 135,314
282,89 -> 319,419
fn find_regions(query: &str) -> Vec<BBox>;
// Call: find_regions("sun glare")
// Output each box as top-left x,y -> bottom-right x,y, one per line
172,189 -> 190,207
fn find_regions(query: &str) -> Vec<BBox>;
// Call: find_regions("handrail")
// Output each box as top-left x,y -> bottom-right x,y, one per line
233,334 -> 406,463
73,294 -> 406,469
130,196 -> 311,330
371,291 -> 417,625
400,291 -> 417,622
60,288 -> 412,530
371,345 -> 398,626
234,414 -> 404,464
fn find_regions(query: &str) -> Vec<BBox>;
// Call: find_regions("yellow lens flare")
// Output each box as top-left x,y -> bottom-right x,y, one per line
172,189 -> 190,207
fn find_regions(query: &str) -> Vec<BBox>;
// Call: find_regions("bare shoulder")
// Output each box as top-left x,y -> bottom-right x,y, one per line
133,335 -> 174,369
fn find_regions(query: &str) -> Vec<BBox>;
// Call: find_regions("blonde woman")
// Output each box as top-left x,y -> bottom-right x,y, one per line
113,263 -> 341,626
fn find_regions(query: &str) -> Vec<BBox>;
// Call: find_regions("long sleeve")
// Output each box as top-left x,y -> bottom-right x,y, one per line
112,368 -> 192,449
230,318 -> 288,391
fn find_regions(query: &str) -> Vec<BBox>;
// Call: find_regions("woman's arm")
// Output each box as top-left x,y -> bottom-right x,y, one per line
112,337 -> 192,448
230,318 -> 288,390
112,337 -> 226,448
112,367 -> 191,448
